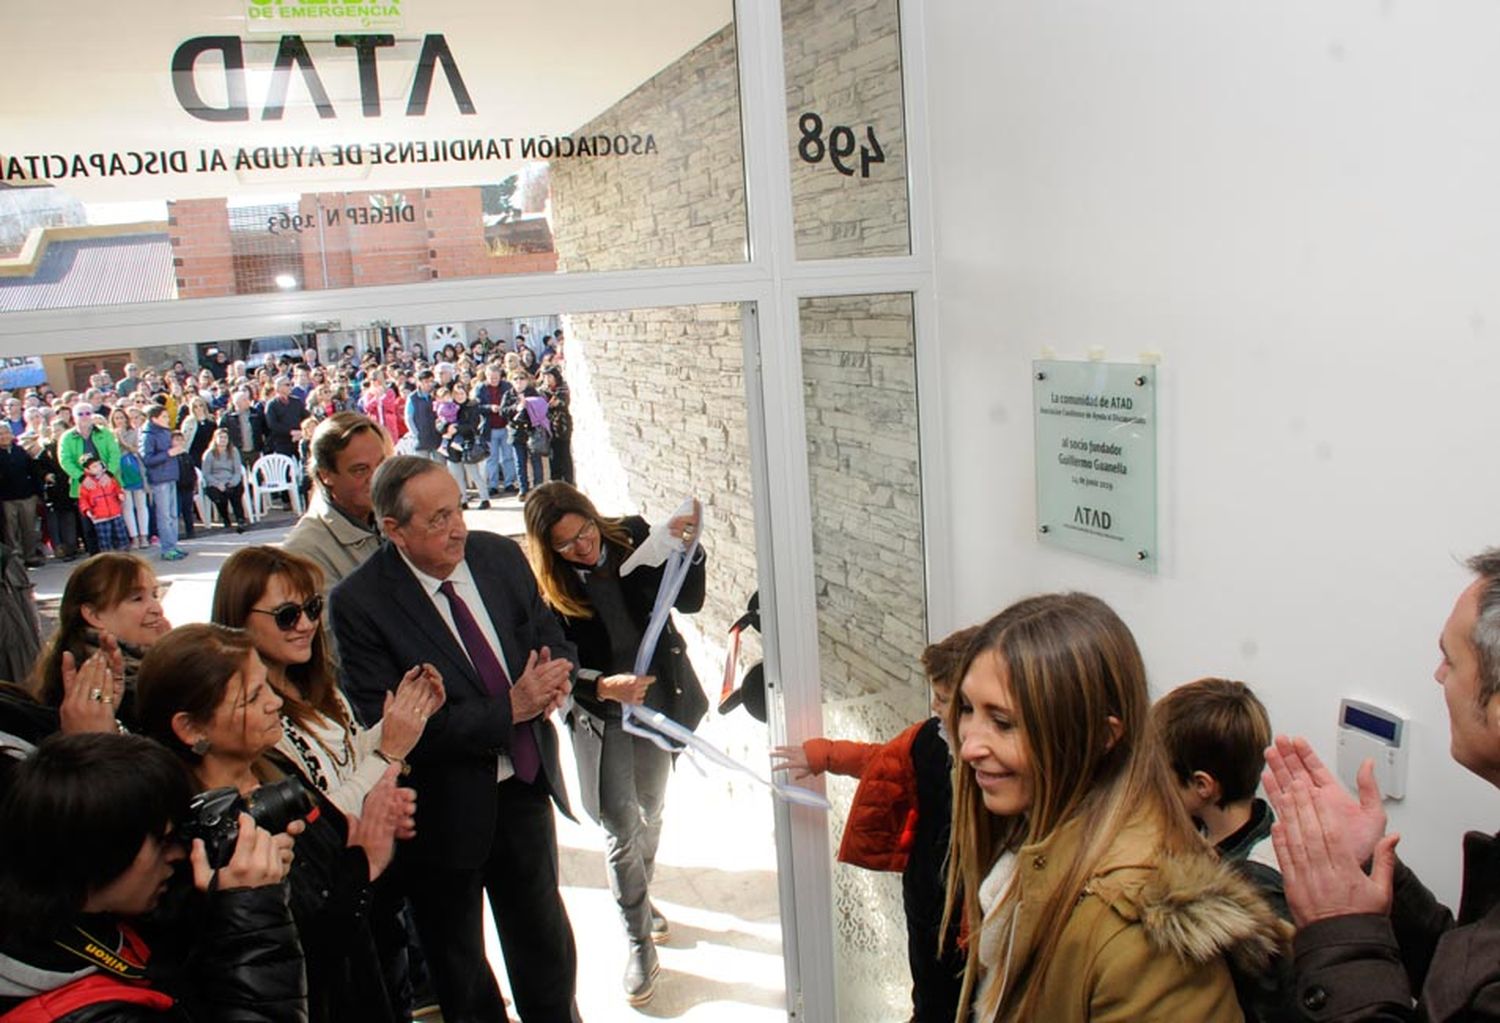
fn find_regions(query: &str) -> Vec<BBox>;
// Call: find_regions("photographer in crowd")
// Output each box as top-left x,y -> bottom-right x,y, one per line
0,732 -> 305,1023
135,624 -> 409,1023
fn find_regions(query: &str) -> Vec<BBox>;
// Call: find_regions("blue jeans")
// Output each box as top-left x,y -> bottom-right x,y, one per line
512,441 -> 544,495
151,481 -> 180,552
487,427 -> 517,491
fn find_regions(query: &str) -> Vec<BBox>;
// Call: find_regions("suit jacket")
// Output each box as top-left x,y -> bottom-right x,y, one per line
329,530 -> 576,870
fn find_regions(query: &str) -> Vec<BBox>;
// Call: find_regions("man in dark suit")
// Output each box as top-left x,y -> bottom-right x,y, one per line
262,376 -> 305,458
329,455 -> 578,1023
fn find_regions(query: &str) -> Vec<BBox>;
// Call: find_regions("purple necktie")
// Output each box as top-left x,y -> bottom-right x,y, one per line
438,580 -> 540,783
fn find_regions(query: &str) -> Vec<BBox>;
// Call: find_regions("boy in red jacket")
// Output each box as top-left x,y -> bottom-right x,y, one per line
772,625 -> 977,1023
76,455 -> 130,551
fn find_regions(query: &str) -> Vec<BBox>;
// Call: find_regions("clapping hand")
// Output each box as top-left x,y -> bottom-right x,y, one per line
58,634 -> 125,735
379,663 -> 446,760
1265,735 -> 1387,866
349,763 -> 407,880
1266,764 -> 1400,927
511,646 -> 572,722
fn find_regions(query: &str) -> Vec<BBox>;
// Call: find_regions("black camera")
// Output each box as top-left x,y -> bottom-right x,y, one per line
182,779 -> 313,869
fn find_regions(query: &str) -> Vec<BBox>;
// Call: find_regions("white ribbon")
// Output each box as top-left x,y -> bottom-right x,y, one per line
619,500 -> 830,811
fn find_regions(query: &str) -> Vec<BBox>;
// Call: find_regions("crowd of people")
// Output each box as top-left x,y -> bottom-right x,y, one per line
0,337 -> 1496,1021
0,326 -> 575,569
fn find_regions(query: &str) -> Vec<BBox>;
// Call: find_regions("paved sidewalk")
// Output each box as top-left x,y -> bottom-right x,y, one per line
27,495 -> 788,1022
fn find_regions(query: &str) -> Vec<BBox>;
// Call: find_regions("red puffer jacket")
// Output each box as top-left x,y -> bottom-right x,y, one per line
802,720 -> 923,873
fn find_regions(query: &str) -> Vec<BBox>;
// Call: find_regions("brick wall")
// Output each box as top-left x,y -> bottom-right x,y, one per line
174,187 -> 556,298
550,24 -> 747,272
800,293 -> 926,705
546,4 -> 918,1016
562,303 -> 757,647
783,0 -> 910,259
168,199 -> 235,299
800,293 -> 926,1019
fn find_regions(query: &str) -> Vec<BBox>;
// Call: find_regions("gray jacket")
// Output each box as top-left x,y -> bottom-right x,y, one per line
282,496 -> 381,589
201,448 -> 245,490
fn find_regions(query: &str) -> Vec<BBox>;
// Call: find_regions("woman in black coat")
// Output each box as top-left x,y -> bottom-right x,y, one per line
134,624 -> 407,1023
522,482 -> 706,1008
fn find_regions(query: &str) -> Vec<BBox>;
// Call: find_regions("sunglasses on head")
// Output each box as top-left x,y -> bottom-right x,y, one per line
251,594 -> 324,631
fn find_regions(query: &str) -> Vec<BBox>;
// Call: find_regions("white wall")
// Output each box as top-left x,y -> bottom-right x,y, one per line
925,0 -> 1500,903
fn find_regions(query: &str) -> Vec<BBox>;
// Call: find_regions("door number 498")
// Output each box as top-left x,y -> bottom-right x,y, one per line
797,113 -> 886,178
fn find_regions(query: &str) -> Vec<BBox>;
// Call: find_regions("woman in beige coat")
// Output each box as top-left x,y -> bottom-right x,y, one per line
944,593 -> 1286,1022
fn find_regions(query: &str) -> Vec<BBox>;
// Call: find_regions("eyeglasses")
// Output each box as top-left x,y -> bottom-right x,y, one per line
553,518 -> 598,556
251,595 -> 324,631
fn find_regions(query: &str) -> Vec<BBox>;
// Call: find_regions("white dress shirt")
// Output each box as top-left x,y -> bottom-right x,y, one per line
399,551 -> 515,781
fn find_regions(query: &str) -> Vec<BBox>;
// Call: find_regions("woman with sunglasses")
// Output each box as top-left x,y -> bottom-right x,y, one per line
522,481 -> 708,1007
210,545 -> 444,817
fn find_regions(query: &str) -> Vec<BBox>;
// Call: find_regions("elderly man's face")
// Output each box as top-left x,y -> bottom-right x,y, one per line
385,468 -> 468,579
0,425 -> 12,448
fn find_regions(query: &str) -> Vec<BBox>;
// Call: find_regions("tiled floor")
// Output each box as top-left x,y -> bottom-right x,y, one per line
28,497 -> 789,1022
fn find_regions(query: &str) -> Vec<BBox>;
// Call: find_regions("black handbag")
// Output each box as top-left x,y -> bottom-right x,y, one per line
462,438 -> 490,464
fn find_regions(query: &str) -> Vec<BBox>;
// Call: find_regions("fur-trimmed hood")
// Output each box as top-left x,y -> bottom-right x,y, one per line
979,814 -> 1288,1022
1088,844 -> 1290,975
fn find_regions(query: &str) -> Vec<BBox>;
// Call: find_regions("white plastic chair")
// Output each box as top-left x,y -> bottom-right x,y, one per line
242,473 -> 260,525
193,469 -> 211,527
250,454 -> 303,518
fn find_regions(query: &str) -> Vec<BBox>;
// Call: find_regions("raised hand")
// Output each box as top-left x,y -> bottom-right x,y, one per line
770,745 -> 816,781
1270,776 -> 1400,927
1265,734 -> 1387,866
379,663 -> 445,760
392,786 -> 418,841
57,649 -> 122,735
96,631 -> 126,686
667,499 -> 703,544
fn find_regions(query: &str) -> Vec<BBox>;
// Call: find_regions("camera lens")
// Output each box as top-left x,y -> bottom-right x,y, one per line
245,778 -> 314,835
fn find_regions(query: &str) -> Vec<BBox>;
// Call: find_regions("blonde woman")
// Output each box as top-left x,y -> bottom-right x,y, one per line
945,593 -> 1284,1022
179,395 -> 216,466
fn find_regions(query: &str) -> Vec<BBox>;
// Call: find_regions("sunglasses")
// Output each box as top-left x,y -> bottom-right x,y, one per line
251,594 -> 324,631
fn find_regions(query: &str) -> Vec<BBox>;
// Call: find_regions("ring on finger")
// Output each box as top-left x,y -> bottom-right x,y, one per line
88,688 -> 104,702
